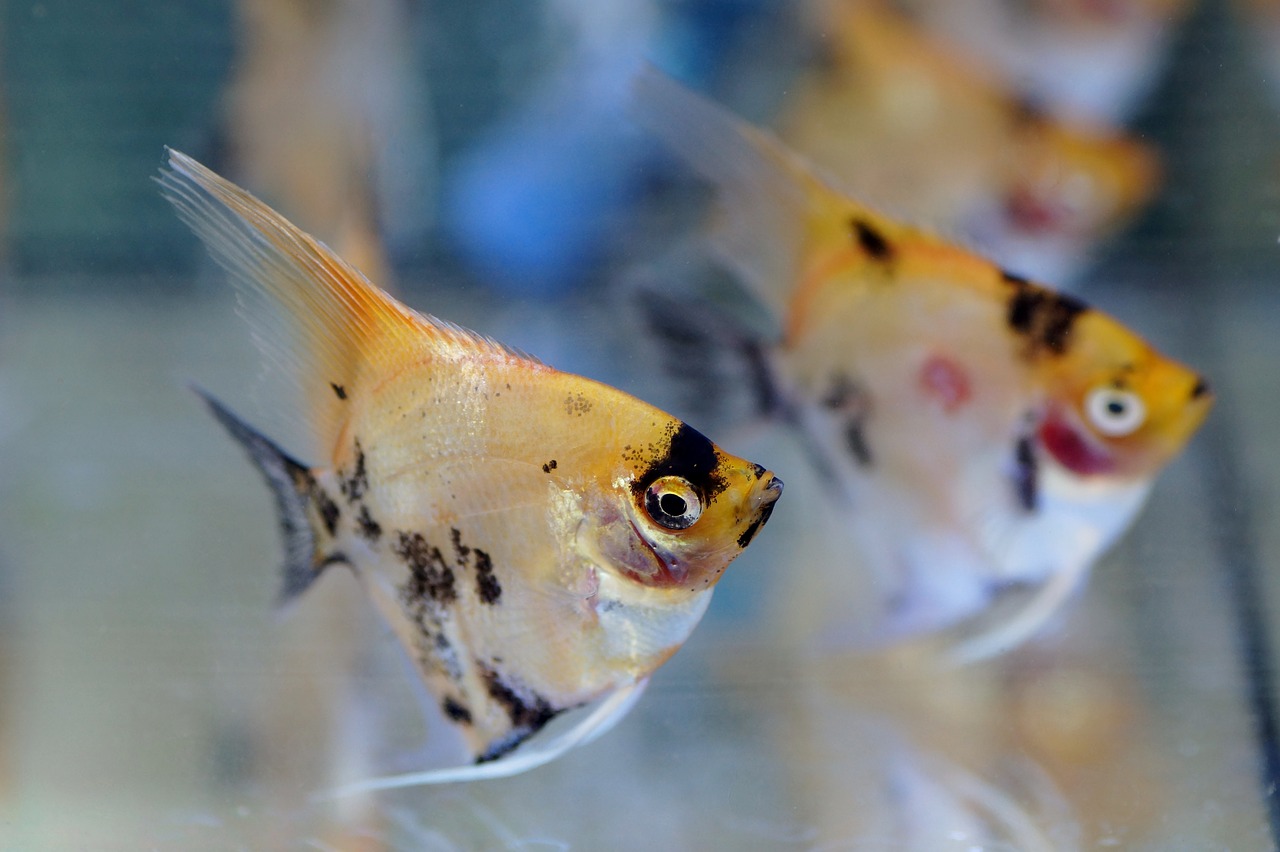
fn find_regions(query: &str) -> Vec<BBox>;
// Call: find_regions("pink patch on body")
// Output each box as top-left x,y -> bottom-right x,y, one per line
1037,414 -> 1115,475
1006,188 -> 1071,237
918,355 -> 973,414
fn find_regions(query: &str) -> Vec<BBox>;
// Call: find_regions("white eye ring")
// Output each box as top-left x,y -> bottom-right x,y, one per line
1085,386 -> 1146,437
643,476 -> 704,531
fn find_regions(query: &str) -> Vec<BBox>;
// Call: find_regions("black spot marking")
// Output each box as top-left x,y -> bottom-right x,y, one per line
311,483 -> 341,536
442,697 -> 473,725
450,527 -> 471,566
474,548 -> 501,604
1000,269 -> 1031,287
542,459 -> 557,473
1013,435 -> 1038,512
1191,376 -> 1211,399
564,393 -> 593,416
319,551 -> 351,569
632,422 -> 728,503
737,513 -> 767,550
331,383 -> 347,400
473,667 -> 566,763
433,631 -> 463,682
823,374 -> 873,467
851,217 -> 894,262
480,665 -> 557,740
1003,276 -> 1088,356
395,531 -> 457,604
356,504 -> 382,543
845,422 -> 873,468
340,440 -> 370,503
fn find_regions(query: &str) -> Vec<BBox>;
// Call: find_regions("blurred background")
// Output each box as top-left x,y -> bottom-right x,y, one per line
2,0 -> 1280,848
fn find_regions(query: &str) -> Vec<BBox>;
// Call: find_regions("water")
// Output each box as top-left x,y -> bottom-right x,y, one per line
1,1 -> 1278,848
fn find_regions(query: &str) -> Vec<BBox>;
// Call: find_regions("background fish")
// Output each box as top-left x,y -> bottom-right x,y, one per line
631,70 -> 1210,659
777,0 -> 1160,283
158,149 -> 782,779
896,0 -> 1196,124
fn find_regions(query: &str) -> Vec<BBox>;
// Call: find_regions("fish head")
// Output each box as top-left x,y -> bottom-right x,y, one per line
1039,312 -> 1212,479
589,419 -> 783,595
1004,109 -> 1160,240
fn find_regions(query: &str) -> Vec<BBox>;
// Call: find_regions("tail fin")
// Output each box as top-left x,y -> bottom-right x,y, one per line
195,387 -> 341,605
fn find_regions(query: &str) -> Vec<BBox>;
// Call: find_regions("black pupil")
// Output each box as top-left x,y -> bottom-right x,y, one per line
659,492 -> 688,518
1106,398 -> 1127,416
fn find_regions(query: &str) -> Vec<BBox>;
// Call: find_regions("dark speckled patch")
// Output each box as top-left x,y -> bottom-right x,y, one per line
450,527 -> 471,566
474,548 -> 501,604
632,421 -> 728,503
311,482 -> 341,536
477,664 -> 558,762
395,531 -> 457,604
355,504 -> 382,543
822,373 -> 873,468
542,459 -> 557,473
564,393 -> 592,416
1002,273 -> 1088,357
1013,434 -> 1038,512
331,383 -> 347,400
339,440 -> 370,503
442,697 -> 473,725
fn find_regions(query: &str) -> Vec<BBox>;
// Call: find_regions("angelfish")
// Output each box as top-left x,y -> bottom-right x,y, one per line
158,149 -> 782,784
629,70 -> 1210,661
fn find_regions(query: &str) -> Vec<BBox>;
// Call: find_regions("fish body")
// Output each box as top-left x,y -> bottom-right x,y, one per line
778,1 -> 1159,281
896,0 -> 1194,124
632,70 -> 1209,657
160,150 -> 781,771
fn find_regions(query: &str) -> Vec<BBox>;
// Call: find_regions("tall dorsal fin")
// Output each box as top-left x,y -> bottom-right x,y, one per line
158,148 -> 539,458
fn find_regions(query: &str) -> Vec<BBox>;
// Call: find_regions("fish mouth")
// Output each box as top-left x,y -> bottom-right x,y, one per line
737,474 -> 783,550
625,519 -> 689,587
1038,411 -> 1116,476
1005,187 -> 1078,237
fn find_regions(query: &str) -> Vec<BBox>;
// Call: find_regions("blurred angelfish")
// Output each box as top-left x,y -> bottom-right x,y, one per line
631,71 -> 1210,659
778,0 -> 1160,282
158,150 -> 782,784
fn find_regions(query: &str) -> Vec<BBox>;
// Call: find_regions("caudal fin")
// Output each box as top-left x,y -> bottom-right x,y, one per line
195,388 -> 341,605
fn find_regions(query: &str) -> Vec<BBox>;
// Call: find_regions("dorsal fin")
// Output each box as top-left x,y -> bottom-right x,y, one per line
629,67 -> 891,321
158,148 -> 539,458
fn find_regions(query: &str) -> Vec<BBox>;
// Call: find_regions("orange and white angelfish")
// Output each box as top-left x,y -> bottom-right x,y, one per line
778,0 -> 1160,283
630,70 -> 1210,661
158,149 -> 782,788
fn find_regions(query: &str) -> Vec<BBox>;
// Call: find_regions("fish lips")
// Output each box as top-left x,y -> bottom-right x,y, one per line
737,475 -> 783,550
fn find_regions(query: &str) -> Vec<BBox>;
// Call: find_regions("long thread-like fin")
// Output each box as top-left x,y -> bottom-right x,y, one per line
158,148 -> 536,459
195,387 -> 337,605
318,679 -> 650,796
945,559 -> 1091,665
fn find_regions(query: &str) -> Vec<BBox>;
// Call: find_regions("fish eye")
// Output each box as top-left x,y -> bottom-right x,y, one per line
1085,386 -> 1146,437
643,476 -> 703,531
